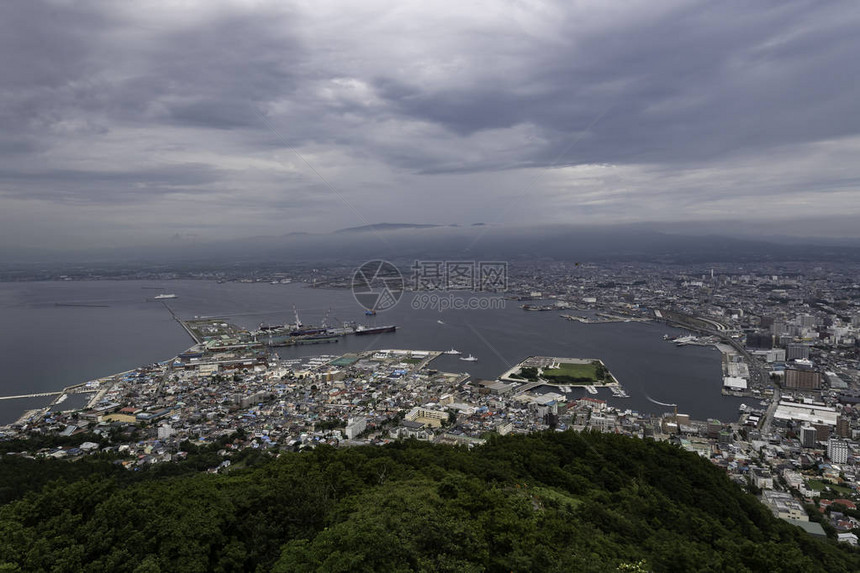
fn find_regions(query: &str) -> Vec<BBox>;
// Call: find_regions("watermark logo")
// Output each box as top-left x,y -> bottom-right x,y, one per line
410,260 -> 508,291
352,260 -> 404,313
411,293 -> 507,312
410,260 -> 508,312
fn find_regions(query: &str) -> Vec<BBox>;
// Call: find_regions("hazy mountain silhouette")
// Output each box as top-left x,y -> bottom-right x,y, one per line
2,223 -> 859,267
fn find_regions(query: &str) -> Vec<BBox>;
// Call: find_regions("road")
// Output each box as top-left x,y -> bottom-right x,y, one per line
761,386 -> 781,434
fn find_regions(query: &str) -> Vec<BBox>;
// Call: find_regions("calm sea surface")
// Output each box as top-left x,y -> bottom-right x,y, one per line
0,280 -> 756,425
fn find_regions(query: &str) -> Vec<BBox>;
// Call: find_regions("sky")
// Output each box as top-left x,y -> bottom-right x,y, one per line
1,0 -> 859,250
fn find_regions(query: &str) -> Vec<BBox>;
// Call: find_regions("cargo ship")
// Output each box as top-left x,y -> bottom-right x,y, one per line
253,305 -> 396,343
290,326 -> 328,336
354,325 -> 397,336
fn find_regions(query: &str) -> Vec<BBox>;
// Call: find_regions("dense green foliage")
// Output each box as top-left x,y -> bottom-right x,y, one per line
512,366 -> 540,381
1,431 -> 858,572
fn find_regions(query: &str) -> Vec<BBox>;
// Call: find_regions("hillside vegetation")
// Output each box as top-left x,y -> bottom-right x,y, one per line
0,430 -> 858,572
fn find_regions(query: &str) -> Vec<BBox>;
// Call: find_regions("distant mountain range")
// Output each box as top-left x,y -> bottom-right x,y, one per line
334,223 -> 445,233
1,222 -> 859,267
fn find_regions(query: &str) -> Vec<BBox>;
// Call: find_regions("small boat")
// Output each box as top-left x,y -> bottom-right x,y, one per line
153,293 -> 177,300
437,320 -> 445,325
460,354 -> 478,362
443,348 -> 461,355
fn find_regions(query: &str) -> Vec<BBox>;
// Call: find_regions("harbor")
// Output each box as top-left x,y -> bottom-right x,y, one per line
7,380 -> 102,426
189,312 -> 397,350
0,279 -> 747,426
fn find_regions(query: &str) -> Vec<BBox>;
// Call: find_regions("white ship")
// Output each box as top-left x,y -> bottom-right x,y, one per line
153,294 -> 177,300
444,348 -> 461,355
460,354 -> 478,361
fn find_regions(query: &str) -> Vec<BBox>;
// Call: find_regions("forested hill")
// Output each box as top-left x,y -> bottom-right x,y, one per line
1,431 -> 858,572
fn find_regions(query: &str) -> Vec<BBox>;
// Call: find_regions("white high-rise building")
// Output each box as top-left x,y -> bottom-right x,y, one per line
828,437 -> 849,464
157,423 -> 174,440
344,417 -> 367,440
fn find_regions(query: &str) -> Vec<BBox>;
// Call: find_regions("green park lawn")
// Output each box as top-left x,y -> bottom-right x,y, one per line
541,361 -> 605,384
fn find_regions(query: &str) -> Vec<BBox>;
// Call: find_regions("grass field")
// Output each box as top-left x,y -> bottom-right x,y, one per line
541,361 -> 607,384
542,362 -> 598,379
808,479 -> 853,496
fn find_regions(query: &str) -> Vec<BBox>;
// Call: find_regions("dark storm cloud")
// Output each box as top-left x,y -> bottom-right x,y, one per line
370,1 -> 860,169
0,2 -> 105,88
4,1 -> 859,166
130,13 -> 304,129
0,0 -> 858,248
0,163 -> 223,204
0,1 -> 108,156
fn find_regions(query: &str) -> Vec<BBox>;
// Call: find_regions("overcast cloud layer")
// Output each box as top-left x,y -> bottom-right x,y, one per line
1,0 -> 859,249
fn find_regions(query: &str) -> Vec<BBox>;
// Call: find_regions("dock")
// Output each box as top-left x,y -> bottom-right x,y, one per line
609,385 -> 629,398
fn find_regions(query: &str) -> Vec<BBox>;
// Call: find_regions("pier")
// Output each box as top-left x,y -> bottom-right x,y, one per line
0,391 -> 62,401
0,382 -> 99,402
161,302 -> 201,343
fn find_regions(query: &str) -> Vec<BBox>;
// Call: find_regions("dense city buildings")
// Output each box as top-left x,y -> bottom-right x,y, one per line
2,260 -> 860,541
